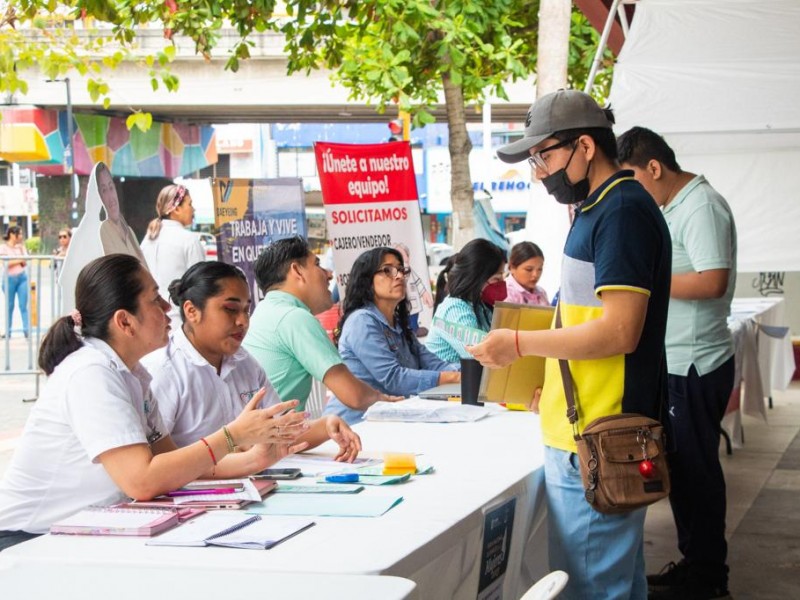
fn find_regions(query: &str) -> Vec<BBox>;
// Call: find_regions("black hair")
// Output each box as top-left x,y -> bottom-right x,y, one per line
552,107 -> 618,160
509,241 -> 544,268
254,235 -> 311,293
434,238 -> 506,320
168,261 -> 248,323
38,254 -> 146,375
617,126 -> 682,172
3,225 -> 21,241
335,247 -> 414,348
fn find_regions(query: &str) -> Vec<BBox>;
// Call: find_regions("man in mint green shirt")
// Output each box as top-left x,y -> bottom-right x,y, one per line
243,236 -> 397,412
619,127 -> 737,600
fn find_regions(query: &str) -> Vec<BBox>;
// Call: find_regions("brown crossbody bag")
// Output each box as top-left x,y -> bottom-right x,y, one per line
556,305 -> 670,514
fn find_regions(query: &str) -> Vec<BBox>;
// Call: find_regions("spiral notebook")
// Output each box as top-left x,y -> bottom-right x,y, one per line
50,506 -> 180,537
147,512 -> 315,550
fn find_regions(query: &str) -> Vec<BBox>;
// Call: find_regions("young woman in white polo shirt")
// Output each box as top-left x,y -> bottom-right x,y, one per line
0,254 -> 309,552
144,261 -> 362,460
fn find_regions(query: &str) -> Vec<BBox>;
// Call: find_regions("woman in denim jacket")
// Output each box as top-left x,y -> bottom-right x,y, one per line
323,247 -> 460,424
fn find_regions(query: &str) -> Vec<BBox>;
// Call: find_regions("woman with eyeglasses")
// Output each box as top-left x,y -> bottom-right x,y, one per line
140,184 -> 205,323
322,247 -> 460,424
0,226 -> 29,339
53,228 -> 71,258
425,238 -> 507,363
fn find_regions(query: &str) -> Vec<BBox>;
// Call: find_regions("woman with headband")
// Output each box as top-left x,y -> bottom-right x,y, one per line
140,184 -> 205,323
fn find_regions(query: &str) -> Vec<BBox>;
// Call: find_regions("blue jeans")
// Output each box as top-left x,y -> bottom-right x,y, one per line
544,445 -> 647,600
2,272 -> 29,336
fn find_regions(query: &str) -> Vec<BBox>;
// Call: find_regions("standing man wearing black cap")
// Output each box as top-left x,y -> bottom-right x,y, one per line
470,89 -> 672,599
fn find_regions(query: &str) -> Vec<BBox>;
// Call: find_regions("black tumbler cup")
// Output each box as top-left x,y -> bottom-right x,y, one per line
460,358 -> 484,406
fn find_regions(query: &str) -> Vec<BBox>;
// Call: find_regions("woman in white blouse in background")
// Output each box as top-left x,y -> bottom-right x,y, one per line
140,184 -> 205,323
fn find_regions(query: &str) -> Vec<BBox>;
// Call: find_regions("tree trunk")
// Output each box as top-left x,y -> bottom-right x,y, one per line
536,0 -> 571,97
442,71 -> 474,251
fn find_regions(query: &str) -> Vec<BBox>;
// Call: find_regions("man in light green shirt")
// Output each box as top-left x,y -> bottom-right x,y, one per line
243,236 -> 398,412
619,127 -> 737,600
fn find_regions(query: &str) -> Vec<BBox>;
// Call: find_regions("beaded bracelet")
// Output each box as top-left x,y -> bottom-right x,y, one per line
222,426 -> 237,454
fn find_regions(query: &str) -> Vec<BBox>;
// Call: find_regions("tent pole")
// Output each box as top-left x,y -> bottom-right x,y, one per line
584,0 -> 624,94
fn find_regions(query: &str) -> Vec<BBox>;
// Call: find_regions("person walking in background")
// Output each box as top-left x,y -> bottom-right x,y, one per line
323,247 -> 460,424
140,184 -> 205,323
469,89 -> 671,599
0,225 -> 30,339
505,241 -> 549,306
619,126 -> 737,600
425,238 -> 507,363
53,228 -> 71,258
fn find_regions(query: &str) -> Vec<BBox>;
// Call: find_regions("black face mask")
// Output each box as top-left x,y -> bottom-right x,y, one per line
541,144 -> 591,205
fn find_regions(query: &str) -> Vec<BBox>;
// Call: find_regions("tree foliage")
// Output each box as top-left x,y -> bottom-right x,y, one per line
2,1 -> 613,234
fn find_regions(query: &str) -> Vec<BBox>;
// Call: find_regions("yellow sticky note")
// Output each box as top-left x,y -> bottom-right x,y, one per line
383,452 -> 416,476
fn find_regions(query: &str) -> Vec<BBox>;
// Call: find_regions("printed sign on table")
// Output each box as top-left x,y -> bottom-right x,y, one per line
477,496 -> 517,600
315,142 -> 433,328
213,178 -> 306,306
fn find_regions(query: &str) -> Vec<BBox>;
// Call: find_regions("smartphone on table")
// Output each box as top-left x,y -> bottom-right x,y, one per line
251,468 -> 302,480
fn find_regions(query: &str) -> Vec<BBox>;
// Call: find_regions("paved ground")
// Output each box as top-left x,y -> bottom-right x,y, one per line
1,335 -> 799,597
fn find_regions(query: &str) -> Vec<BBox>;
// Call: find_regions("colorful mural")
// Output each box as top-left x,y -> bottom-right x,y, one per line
0,107 -> 217,178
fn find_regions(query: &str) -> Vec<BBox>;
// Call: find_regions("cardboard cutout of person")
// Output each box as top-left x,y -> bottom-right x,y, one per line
59,162 -> 146,313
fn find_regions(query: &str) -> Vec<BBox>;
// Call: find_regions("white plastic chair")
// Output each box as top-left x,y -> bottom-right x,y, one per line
520,571 -> 569,600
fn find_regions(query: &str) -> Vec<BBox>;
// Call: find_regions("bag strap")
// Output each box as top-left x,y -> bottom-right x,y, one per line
555,304 -> 581,439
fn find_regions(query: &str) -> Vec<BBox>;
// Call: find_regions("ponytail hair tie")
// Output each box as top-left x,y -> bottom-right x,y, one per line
70,309 -> 83,328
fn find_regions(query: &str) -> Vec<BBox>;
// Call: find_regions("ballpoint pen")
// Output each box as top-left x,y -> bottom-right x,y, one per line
166,487 -> 238,497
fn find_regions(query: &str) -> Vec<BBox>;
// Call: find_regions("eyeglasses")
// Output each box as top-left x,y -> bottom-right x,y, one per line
58,235 -> 69,239
376,265 -> 411,279
527,138 -> 576,172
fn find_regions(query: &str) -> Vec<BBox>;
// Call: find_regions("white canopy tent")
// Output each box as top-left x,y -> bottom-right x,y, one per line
609,0 -> 800,272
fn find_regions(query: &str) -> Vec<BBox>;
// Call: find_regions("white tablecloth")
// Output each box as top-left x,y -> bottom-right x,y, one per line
0,561 -> 419,600
1,405 -> 548,600
724,297 -> 795,446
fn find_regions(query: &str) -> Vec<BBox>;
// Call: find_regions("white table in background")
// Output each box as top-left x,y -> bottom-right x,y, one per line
724,297 -> 795,446
2,405 -> 548,600
0,559 -> 418,600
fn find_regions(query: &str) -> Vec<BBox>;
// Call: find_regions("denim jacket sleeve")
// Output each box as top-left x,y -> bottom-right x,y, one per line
340,310 -> 441,396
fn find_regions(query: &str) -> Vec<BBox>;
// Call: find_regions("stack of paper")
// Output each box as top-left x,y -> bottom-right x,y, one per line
365,398 -> 489,423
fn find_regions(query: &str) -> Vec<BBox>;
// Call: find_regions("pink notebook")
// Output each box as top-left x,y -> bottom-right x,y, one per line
50,506 -> 180,537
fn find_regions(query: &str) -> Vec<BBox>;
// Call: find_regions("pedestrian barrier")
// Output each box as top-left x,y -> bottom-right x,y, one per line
1,255 -> 64,401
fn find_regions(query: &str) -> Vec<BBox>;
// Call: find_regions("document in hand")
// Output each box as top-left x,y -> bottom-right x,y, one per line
147,512 -> 315,550
50,507 -> 180,537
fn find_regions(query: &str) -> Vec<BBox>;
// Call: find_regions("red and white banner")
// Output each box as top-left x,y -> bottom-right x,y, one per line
315,141 -> 433,328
